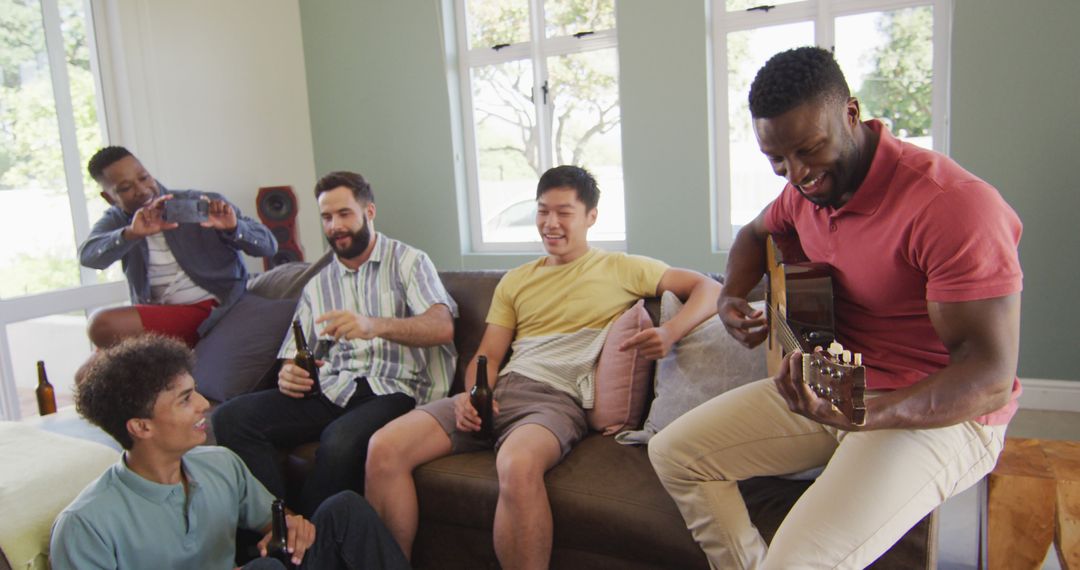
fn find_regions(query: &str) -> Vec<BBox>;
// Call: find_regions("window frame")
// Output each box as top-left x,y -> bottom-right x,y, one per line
710,0 -> 952,250
0,0 -> 127,420
453,0 -> 625,253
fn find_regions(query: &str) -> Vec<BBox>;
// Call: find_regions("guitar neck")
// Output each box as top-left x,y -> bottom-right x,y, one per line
765,238 -> 867,426
771,307 -> 804,355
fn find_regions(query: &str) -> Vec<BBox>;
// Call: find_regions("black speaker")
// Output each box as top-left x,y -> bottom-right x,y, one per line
256,186 -> 305,270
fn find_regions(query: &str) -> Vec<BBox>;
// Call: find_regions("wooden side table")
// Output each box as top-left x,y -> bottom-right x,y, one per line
988,437 -> 1080,569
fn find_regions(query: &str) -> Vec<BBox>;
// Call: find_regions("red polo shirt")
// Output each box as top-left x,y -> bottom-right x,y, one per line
764,120 -> 1023,424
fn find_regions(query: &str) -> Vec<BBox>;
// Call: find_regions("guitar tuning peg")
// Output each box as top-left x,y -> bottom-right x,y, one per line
842,350 -> 852,364
827,341 -> 843,357
853,353 -> 862,366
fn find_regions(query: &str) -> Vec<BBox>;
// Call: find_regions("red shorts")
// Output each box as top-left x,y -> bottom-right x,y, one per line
135,299 -> 217,348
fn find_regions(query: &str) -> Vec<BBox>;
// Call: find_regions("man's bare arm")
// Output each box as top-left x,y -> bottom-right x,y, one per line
775,293 -> 1021,430
867,293 -> 1021,429
464,324 -> 514,392
617,268 -> 722,360
718,212 -> 771,348
455,324 -> 514,432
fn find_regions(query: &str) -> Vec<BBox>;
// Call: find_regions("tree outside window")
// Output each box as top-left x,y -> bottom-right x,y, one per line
0,0 -> 111,299
458,0 -> 625,247
717,0 -> 944,242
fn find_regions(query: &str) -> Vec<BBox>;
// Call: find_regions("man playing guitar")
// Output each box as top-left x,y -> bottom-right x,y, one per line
649,46 -> 1023,569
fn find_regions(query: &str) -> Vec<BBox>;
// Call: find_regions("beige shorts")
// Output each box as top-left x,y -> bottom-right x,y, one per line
418,372 -> 587,459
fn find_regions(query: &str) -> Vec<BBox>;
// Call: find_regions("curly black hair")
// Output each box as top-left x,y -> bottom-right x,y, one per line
536,165 -> 599,211
75,334 -> 194,450
749,46 -> 850,119
87,146 -> 134,182
315,171 -> 375,204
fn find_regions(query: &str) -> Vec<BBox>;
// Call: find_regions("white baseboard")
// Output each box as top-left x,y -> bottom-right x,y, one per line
1018,378 -> 1080,413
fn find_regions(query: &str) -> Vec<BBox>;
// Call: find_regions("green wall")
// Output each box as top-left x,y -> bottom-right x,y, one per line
300,1 -> 1078,380
298,1 -> 463,268
949,0 -> 1080,380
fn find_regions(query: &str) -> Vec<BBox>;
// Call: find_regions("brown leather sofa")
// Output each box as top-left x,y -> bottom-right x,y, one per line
2,268 -> 935,570
283,270 -> 938,569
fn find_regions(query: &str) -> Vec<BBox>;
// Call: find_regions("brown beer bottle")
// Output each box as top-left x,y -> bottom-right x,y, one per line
291,319 -> 322,398
36,361 -> 57,416
470,355 -> 494,440
266,499 -> 294,568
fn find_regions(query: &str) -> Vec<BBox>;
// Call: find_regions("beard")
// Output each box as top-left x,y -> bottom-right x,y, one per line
798,133 -> 863,209
327,214 -> 372,259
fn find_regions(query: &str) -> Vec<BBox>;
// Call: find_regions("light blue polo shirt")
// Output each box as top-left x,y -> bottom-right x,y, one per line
50,446 -> 274,569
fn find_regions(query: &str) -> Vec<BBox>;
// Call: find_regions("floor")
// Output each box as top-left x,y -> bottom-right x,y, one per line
937,409 -> 1080,570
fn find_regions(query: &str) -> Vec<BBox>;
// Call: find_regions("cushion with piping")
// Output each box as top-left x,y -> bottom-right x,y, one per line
588,300 -> 654,435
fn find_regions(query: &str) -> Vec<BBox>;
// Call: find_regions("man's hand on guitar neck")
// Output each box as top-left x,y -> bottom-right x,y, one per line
718,295 -> 768,349
774,350 -> 864,431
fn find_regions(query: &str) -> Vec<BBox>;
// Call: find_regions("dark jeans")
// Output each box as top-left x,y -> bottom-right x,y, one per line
213,383 -> 415,517
241,491 -> 410,570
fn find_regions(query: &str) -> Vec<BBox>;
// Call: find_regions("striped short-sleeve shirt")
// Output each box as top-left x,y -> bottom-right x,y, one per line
278,233 -> 458,406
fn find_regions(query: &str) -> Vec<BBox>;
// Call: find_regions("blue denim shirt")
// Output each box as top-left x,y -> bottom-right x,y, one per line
78,186 -> 277,336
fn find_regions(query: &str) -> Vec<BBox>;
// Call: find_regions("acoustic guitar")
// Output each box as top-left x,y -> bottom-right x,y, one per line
765,237 -> 867,426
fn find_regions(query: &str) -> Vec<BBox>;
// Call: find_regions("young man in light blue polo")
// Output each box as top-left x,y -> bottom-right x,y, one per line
50,334 -> 409,569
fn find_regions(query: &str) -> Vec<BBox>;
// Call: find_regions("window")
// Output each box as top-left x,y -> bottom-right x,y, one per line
0,0 -> 125,419
712,0 -> 951,248
454,0 -> 625,251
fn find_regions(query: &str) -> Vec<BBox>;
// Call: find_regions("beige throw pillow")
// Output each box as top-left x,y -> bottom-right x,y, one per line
0,421 -> 118,570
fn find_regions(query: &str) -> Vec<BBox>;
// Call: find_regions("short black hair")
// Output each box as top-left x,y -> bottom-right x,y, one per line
75,335 -> 194,450
315,171 -> 374,203
87,146 -> 134,182
749,46 -> 851,119
536,165 -> 599,211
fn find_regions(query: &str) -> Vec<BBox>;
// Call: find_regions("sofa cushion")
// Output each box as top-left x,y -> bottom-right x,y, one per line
617,291 -> 766,445
0,422 -> 118,570
588,300 -> 653,435
246,249 -> 335,300
193,293 -> 298,403
413,434 -> 709,569
410,433 -> 937,570
246,261 -> 310,299
195,251 -> 335,404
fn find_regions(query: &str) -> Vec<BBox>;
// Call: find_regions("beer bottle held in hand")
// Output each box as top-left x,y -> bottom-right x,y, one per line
36,361 -> 57,416
266,499 -> 294,568
291,319 -> 322,398
470,355 -> 494,440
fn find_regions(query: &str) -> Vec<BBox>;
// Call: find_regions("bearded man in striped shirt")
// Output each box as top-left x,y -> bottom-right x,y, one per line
213,170 -> 458,518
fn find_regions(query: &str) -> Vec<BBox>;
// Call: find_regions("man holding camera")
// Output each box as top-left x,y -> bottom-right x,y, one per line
79,146 -> 277,349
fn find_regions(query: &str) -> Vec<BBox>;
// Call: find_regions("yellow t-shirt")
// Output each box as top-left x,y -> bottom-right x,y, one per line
486,248 -> 668,405
488,248 -> 669,338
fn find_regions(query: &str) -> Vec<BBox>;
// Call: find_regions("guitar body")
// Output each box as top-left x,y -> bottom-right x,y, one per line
766,238 -> 867,426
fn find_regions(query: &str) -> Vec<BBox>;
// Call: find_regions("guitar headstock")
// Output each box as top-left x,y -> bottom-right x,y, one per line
800,341 -> 867,426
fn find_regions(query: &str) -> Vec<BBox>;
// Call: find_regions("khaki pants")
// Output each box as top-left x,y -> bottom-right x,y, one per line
648,378 -> 1005,569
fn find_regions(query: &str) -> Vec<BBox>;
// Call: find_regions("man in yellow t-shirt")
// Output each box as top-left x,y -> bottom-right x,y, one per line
365,165 -> 721,569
